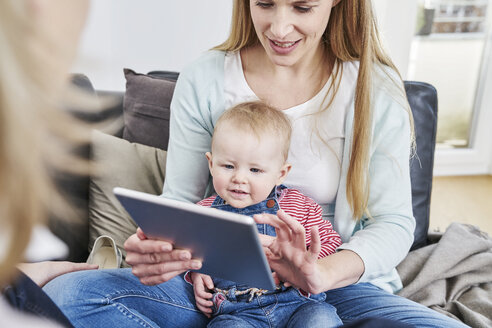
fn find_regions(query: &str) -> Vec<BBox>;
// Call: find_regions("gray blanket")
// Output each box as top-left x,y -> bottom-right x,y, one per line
397,222 -> 492,328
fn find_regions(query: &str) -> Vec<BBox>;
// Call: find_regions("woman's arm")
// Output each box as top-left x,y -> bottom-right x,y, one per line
161,72 -> 212,203
162,51 -> 226,203
17,262 -> 98,288
316,250 -> 364,290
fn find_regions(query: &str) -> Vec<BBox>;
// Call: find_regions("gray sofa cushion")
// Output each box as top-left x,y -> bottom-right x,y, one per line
122,69 -> 176,150
405,81 -> 438,250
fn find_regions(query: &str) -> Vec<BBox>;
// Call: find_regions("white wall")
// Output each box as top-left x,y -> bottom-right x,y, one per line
73,1 -> 233,91
373,0 -> 418,79
75,1 -> 419,90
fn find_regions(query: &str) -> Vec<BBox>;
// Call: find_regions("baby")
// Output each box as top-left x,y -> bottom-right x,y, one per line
187,101 -> 342,327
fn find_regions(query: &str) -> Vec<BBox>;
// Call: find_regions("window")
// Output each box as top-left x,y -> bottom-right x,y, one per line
431,0 -> 487,34
409,0 -> 490,149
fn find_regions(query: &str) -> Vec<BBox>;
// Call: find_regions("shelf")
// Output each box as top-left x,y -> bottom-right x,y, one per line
415,32 -> 486,39
434,16 -> 486,22
434,0 -> 488,5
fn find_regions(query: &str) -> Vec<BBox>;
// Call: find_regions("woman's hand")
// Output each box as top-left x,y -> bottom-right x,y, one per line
124,228 -> 202,285
17,261 -> 98,288
190,272 -> 214,318
254,210 -> 327,294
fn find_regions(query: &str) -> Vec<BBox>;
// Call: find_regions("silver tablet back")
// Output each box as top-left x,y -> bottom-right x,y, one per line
114,187 -> 276,290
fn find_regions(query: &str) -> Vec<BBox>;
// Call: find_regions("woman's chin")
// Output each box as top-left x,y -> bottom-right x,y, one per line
264,51 -> 303,68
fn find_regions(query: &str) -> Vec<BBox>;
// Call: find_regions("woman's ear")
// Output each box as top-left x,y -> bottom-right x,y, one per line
276,163 -> 292,185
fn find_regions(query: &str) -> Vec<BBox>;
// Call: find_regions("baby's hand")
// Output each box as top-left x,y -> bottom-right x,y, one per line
190,272 -> 214,318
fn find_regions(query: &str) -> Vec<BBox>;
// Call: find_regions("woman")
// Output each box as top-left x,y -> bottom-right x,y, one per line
0,0 -> 97,326
45,1 -> 468,327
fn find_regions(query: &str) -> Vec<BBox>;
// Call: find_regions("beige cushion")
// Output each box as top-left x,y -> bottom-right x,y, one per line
88,130 -> 166,267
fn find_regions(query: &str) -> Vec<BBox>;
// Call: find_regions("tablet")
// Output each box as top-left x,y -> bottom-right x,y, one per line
113,187 -> 276,290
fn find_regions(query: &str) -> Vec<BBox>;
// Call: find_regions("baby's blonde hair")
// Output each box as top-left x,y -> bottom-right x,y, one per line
213,101 -> 292,162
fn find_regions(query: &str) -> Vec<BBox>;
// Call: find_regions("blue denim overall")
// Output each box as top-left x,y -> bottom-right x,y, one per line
206,185 -> 340,328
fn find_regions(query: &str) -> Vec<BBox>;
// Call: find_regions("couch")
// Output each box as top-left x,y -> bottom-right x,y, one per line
51,70 -> 437,263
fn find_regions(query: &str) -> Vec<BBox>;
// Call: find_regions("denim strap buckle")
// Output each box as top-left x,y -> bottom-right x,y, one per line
213,286 -> 270,303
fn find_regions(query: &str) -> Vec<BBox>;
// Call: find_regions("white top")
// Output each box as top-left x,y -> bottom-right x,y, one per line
224,51 -> 357,208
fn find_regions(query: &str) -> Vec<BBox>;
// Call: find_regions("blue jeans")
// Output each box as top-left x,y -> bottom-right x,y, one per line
44,268 -> 207,327
208,284 -> 340,327
44,269 -> 469,328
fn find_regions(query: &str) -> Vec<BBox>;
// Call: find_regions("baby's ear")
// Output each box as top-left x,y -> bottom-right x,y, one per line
276,163 -> 292,185
205,152 -> 213,172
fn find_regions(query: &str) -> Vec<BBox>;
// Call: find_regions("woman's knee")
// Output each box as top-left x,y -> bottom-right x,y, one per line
324,283 -> 469,328
43,268 -> 133,307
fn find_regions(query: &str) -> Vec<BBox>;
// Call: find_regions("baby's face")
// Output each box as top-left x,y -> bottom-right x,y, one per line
206,126 -> 290,209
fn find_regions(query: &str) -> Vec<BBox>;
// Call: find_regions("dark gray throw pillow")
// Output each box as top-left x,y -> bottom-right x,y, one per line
122,69 -> 176,150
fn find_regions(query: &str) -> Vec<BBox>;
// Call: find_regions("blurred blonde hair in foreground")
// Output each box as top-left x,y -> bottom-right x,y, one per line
0,0 -> 95,285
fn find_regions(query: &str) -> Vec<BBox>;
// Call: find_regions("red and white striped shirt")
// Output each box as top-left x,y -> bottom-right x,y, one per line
197,188 -> 341,258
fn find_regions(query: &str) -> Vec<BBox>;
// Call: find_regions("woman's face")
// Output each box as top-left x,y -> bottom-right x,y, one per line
249,0 -> 336,67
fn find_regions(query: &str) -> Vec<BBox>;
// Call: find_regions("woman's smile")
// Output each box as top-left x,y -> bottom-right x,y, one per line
268,38 -> 300,55
250,0 -> 334,68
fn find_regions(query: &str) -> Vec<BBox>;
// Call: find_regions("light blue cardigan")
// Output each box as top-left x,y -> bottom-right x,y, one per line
162,50 -> 415,293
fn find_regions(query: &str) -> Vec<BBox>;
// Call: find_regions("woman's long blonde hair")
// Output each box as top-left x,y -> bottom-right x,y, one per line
0,1 -> 91,284
215,0 -> 414,220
